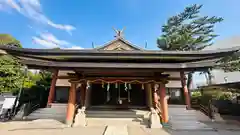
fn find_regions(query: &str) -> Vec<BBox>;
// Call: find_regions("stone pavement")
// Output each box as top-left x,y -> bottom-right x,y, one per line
1,119 -> 240,135
0,120 -> 106,135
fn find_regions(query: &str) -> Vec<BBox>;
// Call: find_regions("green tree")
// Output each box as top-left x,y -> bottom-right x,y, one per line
218,53 -> 240,72
0,34 -> 22,48
157,4 -> 223,89
0,34 -> 24,93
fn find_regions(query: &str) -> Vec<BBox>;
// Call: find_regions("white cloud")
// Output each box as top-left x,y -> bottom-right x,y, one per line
0,0 -> 75,34
32,32 -> 82,49
40,33 -> 70,46
65,45 -> 83,50
32,36 -> 59,48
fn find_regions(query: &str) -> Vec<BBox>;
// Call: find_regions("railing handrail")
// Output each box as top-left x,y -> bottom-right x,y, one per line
199,104 -> 209,116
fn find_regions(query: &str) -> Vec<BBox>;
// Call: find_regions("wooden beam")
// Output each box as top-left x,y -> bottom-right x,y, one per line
57,75 -> 181,81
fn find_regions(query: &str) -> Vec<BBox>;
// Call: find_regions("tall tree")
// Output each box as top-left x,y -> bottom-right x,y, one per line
157,4 -> 223,89
0,34 -> 24,93
218,53 -> 240,72
0,34 -> 22,47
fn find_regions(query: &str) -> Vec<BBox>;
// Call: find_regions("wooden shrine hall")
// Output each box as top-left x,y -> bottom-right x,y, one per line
0,33 -> 239,127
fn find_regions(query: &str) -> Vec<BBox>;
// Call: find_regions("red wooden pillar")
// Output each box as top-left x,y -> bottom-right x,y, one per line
180,71 -> 191,109
47,70 -> 58,107
66,82 -> 77,126
159,83 -> 169,123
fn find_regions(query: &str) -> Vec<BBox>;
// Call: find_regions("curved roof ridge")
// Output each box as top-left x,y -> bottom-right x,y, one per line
0,45 -> 240,55
94,37 -> 144,50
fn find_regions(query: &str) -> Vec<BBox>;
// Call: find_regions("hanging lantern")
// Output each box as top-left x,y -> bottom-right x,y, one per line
115,82 -> 118,88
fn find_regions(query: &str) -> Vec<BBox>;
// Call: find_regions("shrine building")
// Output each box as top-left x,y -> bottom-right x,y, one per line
0,32 -> 239,127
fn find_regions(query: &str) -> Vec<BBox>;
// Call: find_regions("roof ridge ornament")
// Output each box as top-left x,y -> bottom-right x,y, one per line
113,27 -> 126,38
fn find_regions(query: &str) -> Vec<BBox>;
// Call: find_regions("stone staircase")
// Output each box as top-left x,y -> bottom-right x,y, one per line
84,108 -> 150,127
168,105 -> 212,130
25,103 -> 67,122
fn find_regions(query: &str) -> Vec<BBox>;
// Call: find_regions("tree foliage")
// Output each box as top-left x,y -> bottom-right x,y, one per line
0,34 -> 22,48
157,4 -> 223,89
0,34 -> 53,103
218,53 -> 240,72
0,34 -> 24,93
158,4 -> 223,51
0,55 -> 24,93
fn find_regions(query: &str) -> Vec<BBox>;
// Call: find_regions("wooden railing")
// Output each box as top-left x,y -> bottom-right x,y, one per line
199,104 -> 209,116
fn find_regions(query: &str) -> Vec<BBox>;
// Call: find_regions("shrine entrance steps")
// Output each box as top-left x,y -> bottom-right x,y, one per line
25,103 -> 66,122
84,107 -> 150,127
168,105 -> 213,130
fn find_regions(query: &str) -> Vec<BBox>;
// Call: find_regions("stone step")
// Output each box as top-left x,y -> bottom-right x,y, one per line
33,109 -> 66,114
86,118 -> 144,127
86,110 -> 141,115
103,125 -> 128,135
168,105 -> 212,130
26,114 -> 65,121
127,126 -> 148,135
28,113 -> 65,117
170,118 -> 198,121
86,110 -> 145,118
86,114 -> 141,118
25,107 -> 66,121
51,103 -> 67,108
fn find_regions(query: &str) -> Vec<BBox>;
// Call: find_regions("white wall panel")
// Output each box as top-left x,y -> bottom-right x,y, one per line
58,70 -> 74,76
166,80 -> 181,88
164,72 -> 180,78
56,79 -> 71,86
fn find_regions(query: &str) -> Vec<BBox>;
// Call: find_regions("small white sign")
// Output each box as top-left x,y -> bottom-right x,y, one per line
2,97 -> 16,109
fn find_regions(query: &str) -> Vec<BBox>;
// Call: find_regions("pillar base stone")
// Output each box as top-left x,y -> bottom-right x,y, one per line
65,120 -> 73,127
149,108 -> 162,128
46,104 -> 52,108
73,108 -> 86,127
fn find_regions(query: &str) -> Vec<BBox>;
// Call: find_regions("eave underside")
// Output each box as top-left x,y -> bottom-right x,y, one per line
1,46 -> 239,63
201,82 -> 240,90
1,46 -> 239,72
18,57 -> 215,71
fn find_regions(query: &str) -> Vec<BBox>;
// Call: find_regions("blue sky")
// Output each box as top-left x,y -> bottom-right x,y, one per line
0,0 -> 240,50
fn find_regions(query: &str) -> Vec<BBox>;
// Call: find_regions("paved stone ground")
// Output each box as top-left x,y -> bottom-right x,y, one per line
1,120 -> 240,135
0,120 -> 106,135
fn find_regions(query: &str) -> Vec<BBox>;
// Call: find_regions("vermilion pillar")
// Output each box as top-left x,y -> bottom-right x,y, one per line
159,83 -> 169,123
180,71 -> 191,109
66,82 -> 77,126
47,70 -> 59,106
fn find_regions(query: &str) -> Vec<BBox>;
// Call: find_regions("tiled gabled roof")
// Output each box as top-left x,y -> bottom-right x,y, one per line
94,37 -> 143,50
